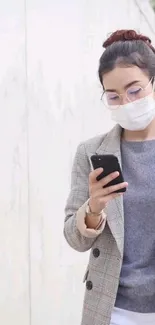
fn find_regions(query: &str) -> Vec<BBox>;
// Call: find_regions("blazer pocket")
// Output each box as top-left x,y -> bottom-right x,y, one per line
83,266 -> 89,283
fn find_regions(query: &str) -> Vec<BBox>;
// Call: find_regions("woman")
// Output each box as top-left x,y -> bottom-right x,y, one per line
63,29 -> 155,325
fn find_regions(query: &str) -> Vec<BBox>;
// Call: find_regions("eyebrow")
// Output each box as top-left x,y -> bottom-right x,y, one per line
105,80 -> 140,92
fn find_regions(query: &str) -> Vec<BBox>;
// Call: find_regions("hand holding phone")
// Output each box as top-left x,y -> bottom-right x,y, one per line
91,154 -> 126,193
88,154 -> 128,214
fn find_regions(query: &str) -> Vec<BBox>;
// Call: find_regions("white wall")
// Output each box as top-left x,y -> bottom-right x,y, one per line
0,0 -> 155,324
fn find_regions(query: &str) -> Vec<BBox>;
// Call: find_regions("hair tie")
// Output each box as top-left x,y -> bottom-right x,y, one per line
103,29 -> 155,54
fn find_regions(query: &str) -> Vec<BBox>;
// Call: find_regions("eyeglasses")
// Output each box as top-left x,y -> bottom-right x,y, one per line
101,78 -> 154,110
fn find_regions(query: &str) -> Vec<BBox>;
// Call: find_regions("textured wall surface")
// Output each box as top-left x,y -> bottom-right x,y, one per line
0,1 -> 155,324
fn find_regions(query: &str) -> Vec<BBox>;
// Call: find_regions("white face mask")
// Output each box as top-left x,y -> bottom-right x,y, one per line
111,94 -> 155,131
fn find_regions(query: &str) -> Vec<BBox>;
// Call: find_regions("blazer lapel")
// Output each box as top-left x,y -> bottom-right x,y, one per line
95,125 -> 124,258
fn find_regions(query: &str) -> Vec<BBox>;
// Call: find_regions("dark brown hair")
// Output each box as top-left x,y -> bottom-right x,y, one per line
98,29 -> 155,88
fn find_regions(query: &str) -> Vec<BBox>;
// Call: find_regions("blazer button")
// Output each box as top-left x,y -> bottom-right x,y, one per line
93,248 -> 100,258
86,280 -> 93,290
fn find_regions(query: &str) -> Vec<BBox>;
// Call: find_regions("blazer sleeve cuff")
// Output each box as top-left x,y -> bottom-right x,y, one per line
76,200 -> 106,238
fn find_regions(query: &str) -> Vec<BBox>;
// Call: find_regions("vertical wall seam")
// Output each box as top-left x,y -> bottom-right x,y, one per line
134,0 -> 155,34
24,0 -> 32,324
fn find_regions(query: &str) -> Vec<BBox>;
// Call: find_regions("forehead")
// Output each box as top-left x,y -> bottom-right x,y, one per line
102,66 -> 149,91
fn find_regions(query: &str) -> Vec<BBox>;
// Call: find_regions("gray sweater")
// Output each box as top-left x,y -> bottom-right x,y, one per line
115,139 -> 155,313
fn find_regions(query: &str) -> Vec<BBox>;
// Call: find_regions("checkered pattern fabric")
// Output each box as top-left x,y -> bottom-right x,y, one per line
64,125 -> 124,325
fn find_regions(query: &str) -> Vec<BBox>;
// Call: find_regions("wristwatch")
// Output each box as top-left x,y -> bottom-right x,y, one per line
85,199 -> 103,217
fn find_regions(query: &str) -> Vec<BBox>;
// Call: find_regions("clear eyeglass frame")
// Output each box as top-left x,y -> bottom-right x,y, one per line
101,77 -> 154,110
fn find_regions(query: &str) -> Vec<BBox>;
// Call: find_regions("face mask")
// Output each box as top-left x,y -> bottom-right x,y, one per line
111,94 -> 155,131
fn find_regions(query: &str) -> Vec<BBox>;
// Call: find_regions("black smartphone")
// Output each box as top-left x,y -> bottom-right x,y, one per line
90,154 -> 126,193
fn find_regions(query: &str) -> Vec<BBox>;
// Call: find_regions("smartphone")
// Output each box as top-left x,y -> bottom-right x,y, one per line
90,154 -> 126,193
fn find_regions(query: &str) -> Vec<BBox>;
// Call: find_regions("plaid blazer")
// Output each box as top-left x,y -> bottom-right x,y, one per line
64,124 -> 124,325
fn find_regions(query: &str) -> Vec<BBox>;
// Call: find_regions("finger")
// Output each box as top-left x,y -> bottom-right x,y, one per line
91,181 -> 128,198
91,171 -> 120,192
91,184 -> 125,199
99,171 -> 120,188
103,181 -> 128,196
89,168 -> 103,184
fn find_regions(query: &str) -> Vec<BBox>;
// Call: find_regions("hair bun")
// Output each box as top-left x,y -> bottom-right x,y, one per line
103,29 -> 152,48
